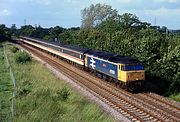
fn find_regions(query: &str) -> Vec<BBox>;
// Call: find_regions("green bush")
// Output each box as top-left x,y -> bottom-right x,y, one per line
0,43 -> 3,47
11,46 -> 19,53
15,52 -> 32,63
17,81 -> 32,97
56,87 -> 70,101
0,55 -> 4,60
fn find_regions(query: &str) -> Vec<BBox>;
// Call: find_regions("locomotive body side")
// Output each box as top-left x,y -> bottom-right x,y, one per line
85,52 -> 145,84
85,54 -> 118,79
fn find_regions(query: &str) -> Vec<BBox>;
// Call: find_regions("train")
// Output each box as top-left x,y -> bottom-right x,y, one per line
19,36 -> 145,90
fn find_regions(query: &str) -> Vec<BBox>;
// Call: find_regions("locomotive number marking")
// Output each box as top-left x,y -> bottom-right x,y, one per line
110,69 -> 115,74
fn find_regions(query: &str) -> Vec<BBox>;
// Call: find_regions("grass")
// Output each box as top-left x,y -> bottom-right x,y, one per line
169,93 -> 180,102
5,44 -> 115,122
0,43 -> 13,121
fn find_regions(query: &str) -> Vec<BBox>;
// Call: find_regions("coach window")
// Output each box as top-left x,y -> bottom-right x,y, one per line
75,53 -> 79,58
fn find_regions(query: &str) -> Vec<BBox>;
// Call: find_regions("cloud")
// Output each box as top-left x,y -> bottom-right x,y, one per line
28,0 -> 51,5
143,7 -> 180,17
168,0 -> 178,3
116,0 -> 138,3
122,7 -> 180,28
0,9 -> 11,16
153,0 -> 178,3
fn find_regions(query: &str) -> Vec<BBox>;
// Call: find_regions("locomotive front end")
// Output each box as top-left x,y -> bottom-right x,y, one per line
118,63 -> 145,90
118,64 -> 145,83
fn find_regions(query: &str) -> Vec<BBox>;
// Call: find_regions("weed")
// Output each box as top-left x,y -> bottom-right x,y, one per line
169,93 -> 180,102
15,52 -> 31,63
56,87 -> 70,101
11,46 -> 19,53
0,43 -> 3,47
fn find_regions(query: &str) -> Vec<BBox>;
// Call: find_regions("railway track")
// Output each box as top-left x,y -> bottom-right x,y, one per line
135,93 -> 180,119
19,42 -> 180,122
143,92 -> 180,110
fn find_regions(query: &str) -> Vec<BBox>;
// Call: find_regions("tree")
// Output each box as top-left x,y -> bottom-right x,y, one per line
81,3 -> 118,29
10,24 -> 17,37
20,25 -> 35,37
119,13 -> 140,29
49,26 -> 65,41
0,24 -> 11,41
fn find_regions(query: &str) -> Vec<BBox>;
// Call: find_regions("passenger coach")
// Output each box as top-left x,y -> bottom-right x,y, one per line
20,36 -> 89,66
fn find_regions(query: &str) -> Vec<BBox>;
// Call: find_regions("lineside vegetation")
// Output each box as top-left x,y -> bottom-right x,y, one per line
0,43 -> 13,121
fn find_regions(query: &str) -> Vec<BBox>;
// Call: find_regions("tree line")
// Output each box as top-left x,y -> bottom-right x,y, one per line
0,3 -> 179,96
0,24 -> 11,42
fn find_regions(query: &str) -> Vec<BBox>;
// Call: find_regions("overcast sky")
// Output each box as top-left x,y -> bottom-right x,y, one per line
0,0 -> 180,29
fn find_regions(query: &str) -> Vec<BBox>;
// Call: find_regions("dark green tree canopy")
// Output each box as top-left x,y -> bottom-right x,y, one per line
0,24 -> 11,41
119,13 -> 140,28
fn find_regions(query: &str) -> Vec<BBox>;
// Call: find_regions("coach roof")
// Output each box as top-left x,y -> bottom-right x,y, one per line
21,36 -> 90,54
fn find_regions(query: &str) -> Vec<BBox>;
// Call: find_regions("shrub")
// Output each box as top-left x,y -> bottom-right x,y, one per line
56,87 -> 70,101
11,46 -> 19,53
17,87 -> 31,96
15,52 -> 32,63
36,88 -> 52,98
0,43 -> 3,47
0,55 -> 4,60
17,81 -> 32,97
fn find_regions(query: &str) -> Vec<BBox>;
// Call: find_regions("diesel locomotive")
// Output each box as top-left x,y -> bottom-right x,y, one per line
19,36 -> 145,90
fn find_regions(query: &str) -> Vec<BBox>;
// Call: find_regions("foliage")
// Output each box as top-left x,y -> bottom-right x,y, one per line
11,46 -> 19,53
169,93 -> 180,102
119,13 -> 140,28
0,46 -> 13,121
56,87 -> 70,101
81,3 -> 118,29
0,24 -> 11,42
15,52 -> 32,63
10,24 -> 18,37
19,25 -> 35,37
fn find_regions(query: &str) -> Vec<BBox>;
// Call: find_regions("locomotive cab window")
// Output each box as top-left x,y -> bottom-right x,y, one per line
121,65 -> 125,71
122,65 -> 144,71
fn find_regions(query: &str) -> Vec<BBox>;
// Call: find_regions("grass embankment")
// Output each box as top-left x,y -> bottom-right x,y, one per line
169,93 -> 180,102
5,44 -> 115,122
0,43 -> 13,121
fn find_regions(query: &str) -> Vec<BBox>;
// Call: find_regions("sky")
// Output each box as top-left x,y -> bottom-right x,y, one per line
0,0 -> 180,29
